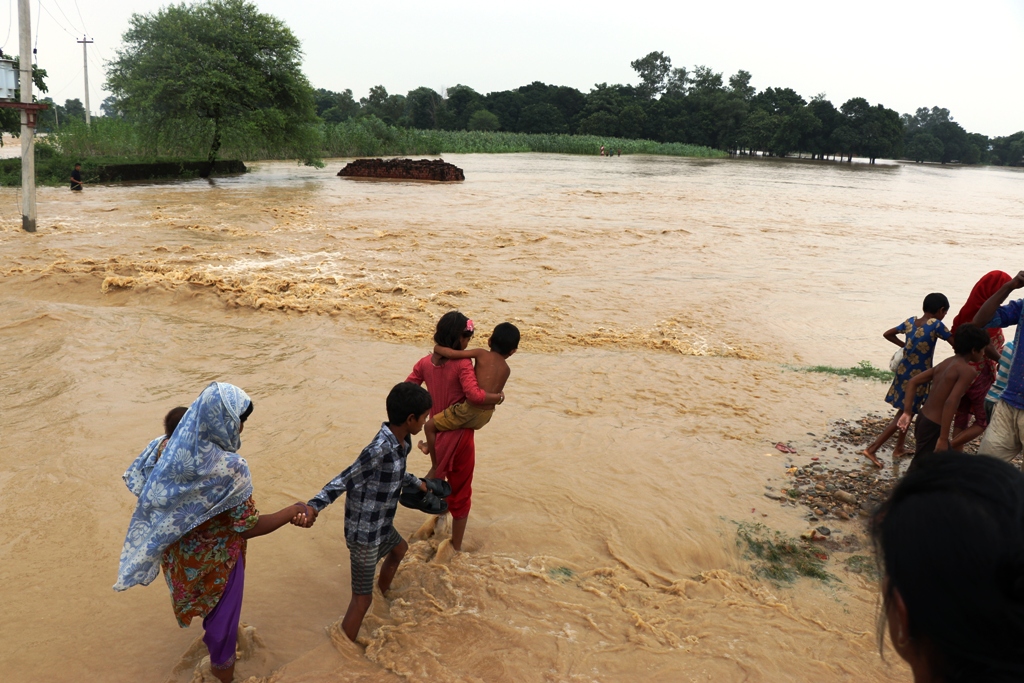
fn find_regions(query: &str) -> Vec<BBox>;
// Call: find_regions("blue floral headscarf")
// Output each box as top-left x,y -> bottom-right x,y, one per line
114,382 -> 254,591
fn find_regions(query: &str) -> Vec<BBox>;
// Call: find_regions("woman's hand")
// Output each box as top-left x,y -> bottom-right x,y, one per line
290,503 -> 317,528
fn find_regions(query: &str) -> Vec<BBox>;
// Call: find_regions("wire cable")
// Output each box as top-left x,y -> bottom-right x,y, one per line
51,0 -> 82,36
37,0 -> 78,39
71,0 -> 86,36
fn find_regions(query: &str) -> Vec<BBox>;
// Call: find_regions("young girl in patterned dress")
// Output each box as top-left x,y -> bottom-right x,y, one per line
115,383 -> 315,683
861,293 -> 952,467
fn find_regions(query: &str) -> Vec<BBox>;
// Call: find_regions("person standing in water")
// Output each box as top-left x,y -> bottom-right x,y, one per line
115,382 -> 314,683
70,163 -> 83,191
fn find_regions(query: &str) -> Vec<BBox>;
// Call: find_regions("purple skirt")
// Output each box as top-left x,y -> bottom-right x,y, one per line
203,559 -> 245,670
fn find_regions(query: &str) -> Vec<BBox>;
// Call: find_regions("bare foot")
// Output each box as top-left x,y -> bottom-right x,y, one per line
892,448 -> 907,459
417,440 -> 429,455
860,449 -> 883,468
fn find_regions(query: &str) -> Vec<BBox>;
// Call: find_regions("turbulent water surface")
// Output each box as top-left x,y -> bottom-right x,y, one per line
1,154 -> 1021,682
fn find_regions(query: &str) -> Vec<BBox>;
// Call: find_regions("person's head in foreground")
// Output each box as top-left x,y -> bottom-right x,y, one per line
871,452 -> 1024,682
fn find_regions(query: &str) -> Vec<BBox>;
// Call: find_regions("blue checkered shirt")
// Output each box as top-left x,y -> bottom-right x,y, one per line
308,424 -> 421,547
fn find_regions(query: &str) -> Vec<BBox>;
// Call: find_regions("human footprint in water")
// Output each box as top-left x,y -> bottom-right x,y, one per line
419,321 -> 519,460
114,383 -> 315,683
862,293 -> 952,467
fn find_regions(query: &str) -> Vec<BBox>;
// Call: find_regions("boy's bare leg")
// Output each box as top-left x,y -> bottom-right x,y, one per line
451,516 -> 468,552
341,594 -> 373,642
378,540 -> 407,594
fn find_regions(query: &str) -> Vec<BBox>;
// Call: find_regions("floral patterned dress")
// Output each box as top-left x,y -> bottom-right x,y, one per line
161,497 -> 259,627
885,316 -> 952,413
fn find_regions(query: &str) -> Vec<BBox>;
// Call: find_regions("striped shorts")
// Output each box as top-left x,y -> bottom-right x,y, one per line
348,527 -> 404,595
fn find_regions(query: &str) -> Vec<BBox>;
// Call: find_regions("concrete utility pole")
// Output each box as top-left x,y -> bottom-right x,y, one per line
78,36 -> 93,125
19,0 -> 34,232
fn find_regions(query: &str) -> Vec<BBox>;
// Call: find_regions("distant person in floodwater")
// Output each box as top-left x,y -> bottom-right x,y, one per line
870,452 -> 1024,682
70,163 -> 83,191
600,145 -> 605,156
861,293 -> 952,467
115,383 -> 314,683
897,324 -> 989,469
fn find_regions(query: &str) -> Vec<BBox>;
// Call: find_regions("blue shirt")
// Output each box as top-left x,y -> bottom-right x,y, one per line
985,299 -> 1024,410
307,424 -> 421,547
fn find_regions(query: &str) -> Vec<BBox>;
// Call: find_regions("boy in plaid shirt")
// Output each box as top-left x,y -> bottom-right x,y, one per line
305,382 -> 447,641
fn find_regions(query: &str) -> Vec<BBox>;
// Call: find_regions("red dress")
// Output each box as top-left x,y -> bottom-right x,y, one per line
407,356 -> 483,519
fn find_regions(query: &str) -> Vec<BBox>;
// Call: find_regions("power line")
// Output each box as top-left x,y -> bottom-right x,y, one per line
51,0 -> 82,35
36,0 -> 77,39
71,0 -> 85,36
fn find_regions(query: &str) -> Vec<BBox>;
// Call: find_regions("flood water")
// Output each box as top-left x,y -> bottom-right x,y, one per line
1,153 -> 1021,682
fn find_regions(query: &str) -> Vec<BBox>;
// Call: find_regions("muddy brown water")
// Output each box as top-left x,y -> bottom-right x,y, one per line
1,154 -> 1021,682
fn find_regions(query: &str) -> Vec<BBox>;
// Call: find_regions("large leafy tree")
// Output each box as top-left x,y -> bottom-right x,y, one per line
106,0 -> 317,165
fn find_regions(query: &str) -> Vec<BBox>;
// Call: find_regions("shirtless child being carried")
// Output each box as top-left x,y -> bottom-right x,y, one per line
419,322 -> 520,459
897,324 -> 990,469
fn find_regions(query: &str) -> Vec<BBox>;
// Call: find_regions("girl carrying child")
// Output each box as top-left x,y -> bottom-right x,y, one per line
862,293 -> 952,467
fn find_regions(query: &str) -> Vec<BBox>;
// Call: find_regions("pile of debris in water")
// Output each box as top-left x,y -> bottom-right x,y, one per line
337,158 -> 465,182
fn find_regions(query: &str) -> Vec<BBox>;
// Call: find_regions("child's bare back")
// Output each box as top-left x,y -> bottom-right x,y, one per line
465,349 -> 510,398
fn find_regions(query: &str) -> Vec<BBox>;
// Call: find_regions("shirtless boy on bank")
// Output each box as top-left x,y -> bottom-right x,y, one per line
419,322 -> 520,459
897,324 -> 990,468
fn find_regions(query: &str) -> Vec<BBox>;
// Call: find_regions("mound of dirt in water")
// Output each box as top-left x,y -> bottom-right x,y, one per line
338,158 -> 465,182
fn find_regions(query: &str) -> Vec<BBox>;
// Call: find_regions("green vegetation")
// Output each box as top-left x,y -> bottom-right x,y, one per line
0,143 -> 243,186
736,522 -> 835,584
105,0 -> 318,166
799,361 -> 893,382
42,116 -> 724,162
548,566 -> 576,582
21,2 -> 1023,170
844,555 -> 879,581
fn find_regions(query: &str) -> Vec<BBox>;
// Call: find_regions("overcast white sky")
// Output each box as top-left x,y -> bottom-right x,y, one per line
22,0 -> 1024,136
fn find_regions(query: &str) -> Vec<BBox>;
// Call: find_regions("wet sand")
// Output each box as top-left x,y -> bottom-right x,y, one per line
1,154 -> 1021,681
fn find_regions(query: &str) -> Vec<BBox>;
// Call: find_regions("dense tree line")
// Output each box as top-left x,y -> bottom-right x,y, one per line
314,51 -> 1020,166
92,0 -> 1022,168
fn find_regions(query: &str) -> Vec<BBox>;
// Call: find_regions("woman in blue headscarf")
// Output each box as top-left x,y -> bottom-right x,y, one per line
115,382 -> 313,683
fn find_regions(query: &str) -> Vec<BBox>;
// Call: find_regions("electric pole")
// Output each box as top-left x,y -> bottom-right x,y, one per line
19,0 -> 34,232
78,36 -> 93,125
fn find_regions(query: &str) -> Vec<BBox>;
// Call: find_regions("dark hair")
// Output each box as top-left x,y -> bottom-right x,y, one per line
489,322 -> 520,355
953,323 -> 990,356
386,382 -> 432,424
240,400 -> 254,423
923,292 -> 950,314
870,452 -> 1024,681
433,311 -> 470,350
164,406 -> 188,438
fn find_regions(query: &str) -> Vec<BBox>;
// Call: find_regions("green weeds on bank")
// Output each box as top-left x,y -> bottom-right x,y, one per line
796,360 -> 893,382
38,116 -> 725,166
736,522 -> 835,584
